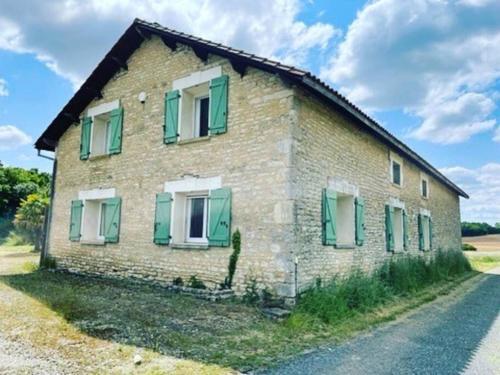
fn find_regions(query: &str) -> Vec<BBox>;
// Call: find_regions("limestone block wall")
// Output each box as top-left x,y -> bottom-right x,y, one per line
290,91 -> 462,291
48,36 -> 296,296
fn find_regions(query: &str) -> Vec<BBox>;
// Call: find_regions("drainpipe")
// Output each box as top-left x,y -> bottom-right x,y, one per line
38,149 -> 57,267
294,256 -> 299,304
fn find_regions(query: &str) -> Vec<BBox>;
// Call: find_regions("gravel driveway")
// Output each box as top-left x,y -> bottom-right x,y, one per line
260,268 -> 500,375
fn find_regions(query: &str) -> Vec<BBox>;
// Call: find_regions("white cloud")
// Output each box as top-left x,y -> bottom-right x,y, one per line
493,127 -> 500,143
411,93 -> 496,144
0,0 -> 338,91
322,0 -> 500,144
0,78 -> 8,96
440,163 -> 500,224
0,125 -> 32,150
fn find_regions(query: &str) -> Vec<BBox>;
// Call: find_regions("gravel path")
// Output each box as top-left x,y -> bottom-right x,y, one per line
0,333 -> 71,375
260,268 -> 500,375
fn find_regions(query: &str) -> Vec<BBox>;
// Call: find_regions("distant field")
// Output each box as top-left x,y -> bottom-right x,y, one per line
462,234 -> 500,252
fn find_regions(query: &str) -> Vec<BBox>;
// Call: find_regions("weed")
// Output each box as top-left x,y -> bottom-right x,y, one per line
188,275 -> 206,289
21,261 -> 39,273
172,277 -> 184,286
242,277 -> 260,305
295,250 -> 471,324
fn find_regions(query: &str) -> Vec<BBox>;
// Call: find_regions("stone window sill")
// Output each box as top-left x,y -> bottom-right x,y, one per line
171,243 -> 209,250
81,239 -> 106,246
391,182 -> 402,189
177,136 -> 211,145
88,154 -> 111,161
335,243 -> 356,249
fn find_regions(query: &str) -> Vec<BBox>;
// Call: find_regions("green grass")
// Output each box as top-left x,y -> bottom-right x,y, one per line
0,248 -> 477,371
294,250 -> 472,325
468,255 -> 500,272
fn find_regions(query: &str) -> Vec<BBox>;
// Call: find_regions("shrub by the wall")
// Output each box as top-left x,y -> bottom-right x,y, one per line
296,250 -> 471,324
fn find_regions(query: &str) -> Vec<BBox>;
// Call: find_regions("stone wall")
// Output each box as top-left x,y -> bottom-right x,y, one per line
48,35 -> 463,300
48,36 -> 296,296
290,91 -> 462,291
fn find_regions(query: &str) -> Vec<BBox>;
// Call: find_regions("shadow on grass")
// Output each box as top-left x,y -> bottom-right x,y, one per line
0,269 -> 283,371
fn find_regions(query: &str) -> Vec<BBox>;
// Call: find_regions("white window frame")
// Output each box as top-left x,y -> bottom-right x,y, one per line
78,188 -> 116,244
327,178 -> 359,247
97,201 -> 106,241
390,152 -> 404,187
420,208 -> 431,251
420,173 -> 429,199
85,100 -> 119,157
389,197 -> 405,252
185,194 -> 209,243
173,67 -> 221,141
165,176 -> 221,245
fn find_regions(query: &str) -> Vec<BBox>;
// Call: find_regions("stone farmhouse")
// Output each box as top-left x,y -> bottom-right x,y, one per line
36,19 -> 468,300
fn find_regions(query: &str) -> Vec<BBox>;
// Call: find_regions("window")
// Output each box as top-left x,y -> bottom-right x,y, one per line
185,195 -> 208,243
389,152 -> 403,187
392,160 -> 402,186
393,207 -> 404,252
179,82 -> 210,140
419,213 -> 432,251
91,114 -> 112,156
98,202 -> 107,240
336,193 -> 355,246
421,174 -> 429,199
80,101 -> 123,160
69,188 -> 121,244
385,202 -> 408,252
322,187 -> 365,247
160,176 -> 231,247
164,67 -> 228,145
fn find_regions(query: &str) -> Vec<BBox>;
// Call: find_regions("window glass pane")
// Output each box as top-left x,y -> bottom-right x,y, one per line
189,198 -> 205,238
393,162 -> 401,185
422,180 -> 427,197
199,97 -> 209,137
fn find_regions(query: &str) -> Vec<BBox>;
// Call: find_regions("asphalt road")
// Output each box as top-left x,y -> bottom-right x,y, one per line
260,268 -> 500,375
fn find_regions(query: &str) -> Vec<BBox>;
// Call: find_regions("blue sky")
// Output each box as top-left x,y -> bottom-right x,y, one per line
0,0 -> 498,223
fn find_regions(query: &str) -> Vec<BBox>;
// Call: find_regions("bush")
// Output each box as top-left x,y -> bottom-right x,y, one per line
296,250 -> 471,324
4,231 -> 30,246
224,229 -> 241,289
462,243 -> 477,251
188,275 -> 206,289
172,277 -> 184,286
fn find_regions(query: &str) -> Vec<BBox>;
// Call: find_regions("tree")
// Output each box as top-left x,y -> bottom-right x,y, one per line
14,193 -> 49,251
0,166 -> 50,220
0,166 -> 50,239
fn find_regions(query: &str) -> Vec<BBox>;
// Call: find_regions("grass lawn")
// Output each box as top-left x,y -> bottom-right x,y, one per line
466,254 -> 500,272
0,246 -> 489,373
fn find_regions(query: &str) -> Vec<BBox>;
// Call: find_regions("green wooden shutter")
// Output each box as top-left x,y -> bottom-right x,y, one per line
429,217 -> 433,250
80,117 -> 92,160
209,75 -> 229,135
418,214 -> 424,251
322,188 -> 337,246
154,192 -> 172,245
164,90 -> 180,144
403,209 -> 409,250
355,197 -> 365,246
108,107 -> 124,154
385,205 -> 394,252
69,200 -> 83,241
208,188 -> 231,247
104,197 -> 121,243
